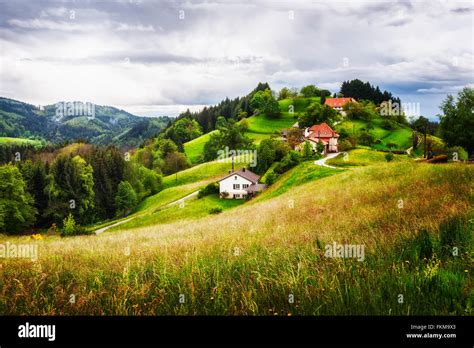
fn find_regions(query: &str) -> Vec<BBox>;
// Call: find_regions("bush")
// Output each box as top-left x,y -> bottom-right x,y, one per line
47,223 -> 58,234
198,182 -> 219,199
209,207 -> 222,215
61,213 -> 90,237
358,131 -> 375,146
338,139 -> 355,152
274,151 -> 301,174
61,213 -> 76,236
265,171 -> 277,185
385,152 -> 394,162
445,146 -> 468,161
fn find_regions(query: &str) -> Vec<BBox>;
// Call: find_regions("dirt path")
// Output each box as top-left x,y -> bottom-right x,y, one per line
94,217 -> 134,235
165,190 -> 199,206
94,190 -> 200,235
314,152 -> 340,169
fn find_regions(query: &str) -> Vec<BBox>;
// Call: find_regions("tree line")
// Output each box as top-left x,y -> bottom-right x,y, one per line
0,142 -> 166,235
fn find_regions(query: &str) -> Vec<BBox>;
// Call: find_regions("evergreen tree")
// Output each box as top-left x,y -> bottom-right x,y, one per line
0,164 -> 37,233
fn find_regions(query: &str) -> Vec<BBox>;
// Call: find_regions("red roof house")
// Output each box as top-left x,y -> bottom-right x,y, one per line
301,122 -> 339,153
324,97 -> 356,110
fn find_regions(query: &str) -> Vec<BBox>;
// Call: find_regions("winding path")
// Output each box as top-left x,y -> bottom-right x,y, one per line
314,152 -> 340,169
94,189 -> 200,235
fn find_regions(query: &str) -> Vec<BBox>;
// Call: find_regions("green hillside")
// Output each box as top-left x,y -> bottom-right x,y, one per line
0,97 -> 171,148
184,97 -> 319,163
335,119 -> 412,151
184,96 -> 414,165
0,137 -> 44,147
3,160 -> 471,315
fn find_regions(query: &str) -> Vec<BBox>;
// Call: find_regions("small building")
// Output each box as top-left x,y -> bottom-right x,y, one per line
324,97 -> 356,111
218,168 -> 266,199
297,122 -> 339,154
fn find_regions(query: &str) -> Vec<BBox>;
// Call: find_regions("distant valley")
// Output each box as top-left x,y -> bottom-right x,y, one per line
0,97 -> 172,149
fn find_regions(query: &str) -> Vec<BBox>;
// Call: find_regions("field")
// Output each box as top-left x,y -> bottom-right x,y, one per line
327,148 -> 411,167
1,161 -> 472,315
183,131 -> 214,164
335,119 -> 412,151
0,137 -> 44,147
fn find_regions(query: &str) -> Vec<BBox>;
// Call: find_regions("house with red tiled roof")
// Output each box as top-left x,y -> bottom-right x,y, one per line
324,97 -> 356,111
297,122 -> 339,154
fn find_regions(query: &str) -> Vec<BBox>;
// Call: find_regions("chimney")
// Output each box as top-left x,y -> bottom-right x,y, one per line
243,168 -> 246,172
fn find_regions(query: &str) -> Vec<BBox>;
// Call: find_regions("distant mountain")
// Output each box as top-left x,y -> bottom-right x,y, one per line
0,97 -> 172,148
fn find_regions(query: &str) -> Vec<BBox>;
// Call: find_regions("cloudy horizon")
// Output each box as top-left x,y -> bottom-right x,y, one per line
0,0 -> 473,120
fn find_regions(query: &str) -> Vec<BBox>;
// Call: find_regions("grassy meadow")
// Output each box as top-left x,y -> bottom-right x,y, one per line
0,137 -> 44,147
327,148 -> 411,167
0,161 -> 472,315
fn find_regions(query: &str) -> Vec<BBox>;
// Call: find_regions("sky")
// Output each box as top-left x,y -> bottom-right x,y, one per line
0,0 -> 473,120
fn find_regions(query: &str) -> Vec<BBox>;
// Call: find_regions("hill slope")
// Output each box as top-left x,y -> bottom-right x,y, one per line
1,161 -> 471,315
183,96 -> 414,163
0,97 -> 171,148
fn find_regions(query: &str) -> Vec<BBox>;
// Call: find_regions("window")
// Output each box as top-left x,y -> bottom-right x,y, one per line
233,184 -> 240,189
234,176 -> 237,180
242,184 -> 249,189
234,194 -> 240,198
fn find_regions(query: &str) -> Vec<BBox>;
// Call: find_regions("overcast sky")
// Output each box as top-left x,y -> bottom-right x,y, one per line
0,0 -> 472,119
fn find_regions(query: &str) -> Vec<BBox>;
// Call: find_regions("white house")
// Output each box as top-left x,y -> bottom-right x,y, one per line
218,168 -> 266,199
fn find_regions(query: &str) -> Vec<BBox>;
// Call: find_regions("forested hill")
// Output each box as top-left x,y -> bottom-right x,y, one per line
0,97 -> 172,149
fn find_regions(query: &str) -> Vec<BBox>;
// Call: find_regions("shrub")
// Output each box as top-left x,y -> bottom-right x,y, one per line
47,223 -> 58,234
61,213 -> 91,237
445,146 -> 468,161
61,213 -> 76,236
198,182 -> 219,199
265,171 -> 277,185
274,151 -> 302,174
358,132 -> 375,146
209,207 -> 222,215
338,139 -> 355,152
385,152 -> 394,162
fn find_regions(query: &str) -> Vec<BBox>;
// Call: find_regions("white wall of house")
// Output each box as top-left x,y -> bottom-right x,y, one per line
219,174 -> 253,199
